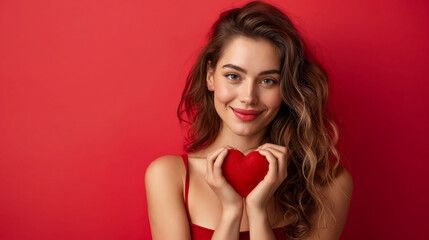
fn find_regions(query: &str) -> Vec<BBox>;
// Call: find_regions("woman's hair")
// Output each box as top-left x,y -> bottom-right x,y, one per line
177,1 -> 344,239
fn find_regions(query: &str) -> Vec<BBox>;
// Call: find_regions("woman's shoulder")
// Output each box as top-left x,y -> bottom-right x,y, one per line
144,154 -> 186,190
331,166 -> 354,198
145,155 -> 192,239
146,154 -> 185,170
305,167 -> 353,238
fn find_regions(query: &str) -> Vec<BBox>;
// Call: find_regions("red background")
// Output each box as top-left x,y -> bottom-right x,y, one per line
1,0 -> 428,239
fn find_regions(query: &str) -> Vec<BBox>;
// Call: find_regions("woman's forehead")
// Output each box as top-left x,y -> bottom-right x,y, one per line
217,36 -> 281,73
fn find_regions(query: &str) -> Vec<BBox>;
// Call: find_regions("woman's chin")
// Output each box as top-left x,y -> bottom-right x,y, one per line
230,126 -> 263,137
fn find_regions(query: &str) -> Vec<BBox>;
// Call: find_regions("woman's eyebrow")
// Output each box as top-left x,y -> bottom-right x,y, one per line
222,64 -> 280,75
260,69 -> 280,75
222,64 -> 247,73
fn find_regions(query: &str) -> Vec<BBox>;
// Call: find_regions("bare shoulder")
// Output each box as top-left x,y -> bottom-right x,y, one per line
145,155 -> 190,239
329,167 -> 354,200
145,155 -> 185,187
144,155 -> 186,204
303,167 -> 353,240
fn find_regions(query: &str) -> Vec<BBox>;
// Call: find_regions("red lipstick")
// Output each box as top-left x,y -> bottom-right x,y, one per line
230,107 -> 263,121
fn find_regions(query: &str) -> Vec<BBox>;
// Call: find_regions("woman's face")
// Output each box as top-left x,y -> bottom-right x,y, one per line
207,36 -> 282,137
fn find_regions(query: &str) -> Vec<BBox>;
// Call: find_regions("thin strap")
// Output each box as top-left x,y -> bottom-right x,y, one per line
181,154 -> 192,224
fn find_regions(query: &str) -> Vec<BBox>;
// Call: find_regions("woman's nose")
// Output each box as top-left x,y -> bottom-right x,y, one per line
239,80 -> 258,105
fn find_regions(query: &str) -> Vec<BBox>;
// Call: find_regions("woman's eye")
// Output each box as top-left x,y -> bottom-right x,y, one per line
261,78 -> 276,85
226,74 -> 240,81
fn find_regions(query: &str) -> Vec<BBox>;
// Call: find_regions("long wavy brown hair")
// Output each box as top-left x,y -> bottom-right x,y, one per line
177,1 -> 344,239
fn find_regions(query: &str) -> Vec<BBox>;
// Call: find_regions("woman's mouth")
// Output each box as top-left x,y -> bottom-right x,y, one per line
230,107 -> 263,121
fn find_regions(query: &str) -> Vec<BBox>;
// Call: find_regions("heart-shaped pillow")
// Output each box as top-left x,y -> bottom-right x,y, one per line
222,149 -> 269,197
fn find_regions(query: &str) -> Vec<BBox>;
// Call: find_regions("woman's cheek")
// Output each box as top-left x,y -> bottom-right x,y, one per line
263,90 -> 282,108
215,81 -> 237,103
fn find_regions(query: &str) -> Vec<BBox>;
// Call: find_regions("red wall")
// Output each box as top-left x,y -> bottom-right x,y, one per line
1,0 -> 428,239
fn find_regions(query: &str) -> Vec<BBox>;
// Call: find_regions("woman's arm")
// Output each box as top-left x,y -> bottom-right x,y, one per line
211,207 -> 243,240
247,168 -> 353,240
247,207 -> 276,239
245,143 -> 353,240
245,144 -> 289,240
145,155 -> 191,240
205,146 -> 245,240
146,149 -> 244,240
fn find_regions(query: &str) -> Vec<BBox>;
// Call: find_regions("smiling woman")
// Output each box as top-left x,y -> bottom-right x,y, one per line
145,1 -> 353,240
207,36 -> 283,137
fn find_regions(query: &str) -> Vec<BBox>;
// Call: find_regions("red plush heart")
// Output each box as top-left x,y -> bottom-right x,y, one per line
222,149 -> 269,197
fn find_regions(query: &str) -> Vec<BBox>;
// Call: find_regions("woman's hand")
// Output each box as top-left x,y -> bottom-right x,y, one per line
205,146 -> 244,213
245,143 -> 289,211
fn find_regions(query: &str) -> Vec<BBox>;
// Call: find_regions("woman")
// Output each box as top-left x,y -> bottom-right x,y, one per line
145,1 -> 353,239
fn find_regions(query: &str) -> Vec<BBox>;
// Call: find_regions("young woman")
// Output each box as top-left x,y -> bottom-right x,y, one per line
145,1 -> 353,239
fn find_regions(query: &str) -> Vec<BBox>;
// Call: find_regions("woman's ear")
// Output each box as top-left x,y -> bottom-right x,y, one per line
206,61 -> 214,91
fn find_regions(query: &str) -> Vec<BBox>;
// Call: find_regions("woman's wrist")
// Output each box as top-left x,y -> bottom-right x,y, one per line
212,206 -> 243,240
222,203 -> 244,218
246,205 -> 268,219
245,201 -> 268,215
246,207 -> 276,240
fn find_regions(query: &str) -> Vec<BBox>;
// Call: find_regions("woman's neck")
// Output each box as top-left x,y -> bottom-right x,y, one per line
201,123 -> 268,156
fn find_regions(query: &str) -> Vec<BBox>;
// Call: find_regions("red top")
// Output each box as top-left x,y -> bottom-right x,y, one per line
181,154 -> 288,240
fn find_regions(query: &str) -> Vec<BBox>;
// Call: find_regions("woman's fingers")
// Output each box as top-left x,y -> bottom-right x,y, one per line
259,143 -> 287,154
257,149 -> 278,184
259,144 -> 288,179
262,147 -> 283,177
260,146 -> 283,159
206,146 -> 235,184
206,147 -> 228,178
245,144 -> 289,210
204,146 -> 243,210
260,147 -> 288,179
213,148 -> 229,180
